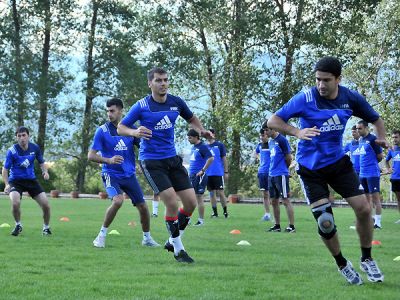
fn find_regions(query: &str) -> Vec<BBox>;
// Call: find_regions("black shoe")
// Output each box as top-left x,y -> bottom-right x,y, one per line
211,213 -> 219,218
174,250 -> 194,263
11,224 -> 22,236
152,214 -> 158,218
164,240 -> 174,252
42,228 -> 52,236
223,212 -> 228,218
267,224 -> 281,232
284,226 -> 296,233
373,224 -> 382,230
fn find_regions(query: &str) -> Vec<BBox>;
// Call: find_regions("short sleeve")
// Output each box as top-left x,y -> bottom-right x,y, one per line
349,91 -> 380,123
36,145 -> 45,164
4,150 -> 13,169
218,142 -> 227,157
279,137 -> 291,155
176,97 -> 194,121
200,144 -> 212,159
386,150 -> 393,161
91,128 -> 104,151
121,102 -> 141,127
275,91 -> 306,122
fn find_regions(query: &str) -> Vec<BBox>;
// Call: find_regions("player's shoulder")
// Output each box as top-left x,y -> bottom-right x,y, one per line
135,95 -> 151,109
7,144 -> 18,154
29,142 -> 41,151
340,86 -> 364,101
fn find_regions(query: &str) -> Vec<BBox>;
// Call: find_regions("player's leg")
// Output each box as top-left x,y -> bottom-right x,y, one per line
29,180 -> 51,235
268,177 -> 281,231
277,175 -> 295,232
152,193 -> 160,217
9,189 -> 23,236
190,174 -> 205,225
395,191 -> 400,223
208,176 -> 219,217
195,194 -> 205,225
259,173 -> 271,220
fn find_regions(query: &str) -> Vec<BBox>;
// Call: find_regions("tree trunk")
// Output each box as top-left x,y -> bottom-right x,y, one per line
76,0 -> 98,192
37,0 -> 51,154
11,0 -> 25,126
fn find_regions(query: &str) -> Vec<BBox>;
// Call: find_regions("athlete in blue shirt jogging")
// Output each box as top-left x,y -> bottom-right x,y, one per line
356,120 -> 383,229
344,125 -> 361,175
2,127 -> 52,236
118,67 -> 213,263
88,98 -> 159,248
268,57 -> 387,285
385,130 -> 400,224
255,127 -> 271,221
265,127 -> 296,233
187,129 -> 214,226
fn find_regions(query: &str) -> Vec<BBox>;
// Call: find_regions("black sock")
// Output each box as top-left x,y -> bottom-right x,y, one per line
212,206 -> 218,215
178,208 -> 191,231
334,252 -> 347,269
223,206 -> 227,214
165,218 -> 179,238
274,224 -> 281,228
289,224 -> 295,229
361,247 -> 372,261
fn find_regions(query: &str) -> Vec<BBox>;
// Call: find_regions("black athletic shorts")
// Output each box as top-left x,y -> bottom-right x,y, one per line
296,155 -> 364,204
139,155 -> 192,194
207,176 -> 224,191
269,175 -> 290,199
390,179 -> 400,192
9,179 -> 44,198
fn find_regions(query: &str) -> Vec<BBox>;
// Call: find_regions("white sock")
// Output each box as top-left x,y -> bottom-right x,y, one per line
179,229 -> 185,237
198,218 -> 204,223
171,235 -> 185,255
375,214 -> 382,226
143,231 -> 151,239
152,201 -> 159,215
99,226 -> 108,236
16,222 -> 22,226
43,224 -> 49,230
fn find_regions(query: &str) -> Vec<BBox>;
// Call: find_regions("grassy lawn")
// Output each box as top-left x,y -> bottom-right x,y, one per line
0,196 -> 399,300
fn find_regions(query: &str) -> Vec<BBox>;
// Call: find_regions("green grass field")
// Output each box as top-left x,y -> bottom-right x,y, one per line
0,196 -> 399,300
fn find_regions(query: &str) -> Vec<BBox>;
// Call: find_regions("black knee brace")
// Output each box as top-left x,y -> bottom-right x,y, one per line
311,203 -> 337,240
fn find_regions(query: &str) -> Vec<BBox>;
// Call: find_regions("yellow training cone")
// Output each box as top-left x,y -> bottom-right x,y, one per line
108,230 -> 120,235
393,256 -> 400,261
0,223 -> 11,228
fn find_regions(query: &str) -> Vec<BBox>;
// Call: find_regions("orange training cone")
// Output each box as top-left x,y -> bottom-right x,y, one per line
230,229 -> 241,234
59,217 -> 70,222
371,240 -> 381,245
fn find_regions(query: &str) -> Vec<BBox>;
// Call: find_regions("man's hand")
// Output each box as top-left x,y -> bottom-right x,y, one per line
200,130 -> 214,139
296,126 -> 320,140
135,126 -> 152,140
4,184 -> 10,194
375,139 -> 389,149
108,155 -> 124,164
43,171 -> 50,180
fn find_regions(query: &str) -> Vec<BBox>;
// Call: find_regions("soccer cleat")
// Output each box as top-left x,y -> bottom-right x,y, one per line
164,240 -> 174,252
223,212 -> 228,218
284,226 -> 296,233
93,235 -> 106,248
152,214 -> 158,218
193,221 -> 204,226
211,213 -> 219,218
174,250 -> 194,263
360,259 -> 384,282
267,224 -> 281,232
261,215 -> 271,221
339,261 -> 363,285
142,238 -> 160,247
42,228 -> 52,236
373,224 -> 382,230
395,219 -> 400,224
11,224 -> 22,236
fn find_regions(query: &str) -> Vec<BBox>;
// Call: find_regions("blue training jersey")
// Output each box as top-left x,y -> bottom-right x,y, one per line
256,142 -> 270,174
91,122 -> 139,179
344,139 -> 360,173
386,146 -> 400,179
269,134 -> 291,176
120,94 -> 194,160
4,142 -> 44,181
359,133 -> 382,178
188,141 -> 213,175
206,141 -> 227,176
276,86 -> 380,170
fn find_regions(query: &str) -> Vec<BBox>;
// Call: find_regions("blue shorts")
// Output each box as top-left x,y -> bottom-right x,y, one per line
101,173 -> 145,205
190,174 -> 208,195
359,177 -> 380,193
269,175 -> 290,199
258,173 -> 269,191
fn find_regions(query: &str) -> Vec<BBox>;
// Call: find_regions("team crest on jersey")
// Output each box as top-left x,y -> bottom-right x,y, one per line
155,115 -> 173,130
114,139 -> 128,151
170,107 -> 178,111
30,152 -> 35,155
320,114 -> 344,132
21,159 -> 30,168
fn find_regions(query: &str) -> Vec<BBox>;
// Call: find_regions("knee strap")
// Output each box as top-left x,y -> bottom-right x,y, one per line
312,203 -> 337,240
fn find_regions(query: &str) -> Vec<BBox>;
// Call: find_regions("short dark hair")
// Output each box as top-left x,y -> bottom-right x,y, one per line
15,126 -> 29,136
357,120 -> 369,128
147,67 -> 167,81
259,128 -> 266,134
187,129 -> 200,138
208,128 -> 215,134
314,56 -> 342,77
262,120 -> 268,129
392,130 -> 400,136
351,125 -> 357,130
106,98 -> 123,109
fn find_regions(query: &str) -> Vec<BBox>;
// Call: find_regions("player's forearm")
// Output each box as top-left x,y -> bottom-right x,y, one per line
285,154 -> 292,168
373,118 -> 386,140
268,115 -> 300,138
203,157 -> 214,171
2,168 -> 9,185
88,151 -> 110,164
117,123 -> 137,137
385,161 -> 391,170
222,157 -> 229,173
40,163 -> 48,174
188,115 -> 206,135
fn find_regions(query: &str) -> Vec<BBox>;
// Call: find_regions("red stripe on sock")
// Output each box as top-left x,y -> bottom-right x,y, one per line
179,208 -> 192,217
165,215 -> 178,221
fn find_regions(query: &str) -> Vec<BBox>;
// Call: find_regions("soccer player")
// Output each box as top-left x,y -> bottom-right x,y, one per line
267,56 -> 386,285
255,127 -> 271,221
2,126 -> 52,236
264,126 -> 295,233
117,67 -> 212,263
187,129 -> 214,226
206,129 -> 229,218
88,98 -> 159,248
344,125 -> 361,176
385,130 -> 400,223
357,120 -> 383,229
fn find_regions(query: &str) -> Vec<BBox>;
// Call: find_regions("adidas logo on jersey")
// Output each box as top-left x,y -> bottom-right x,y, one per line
359,146 -> 366,155
270,148 -> 276,157
21,159 -> 30,168
320,114 -> 344,132
114,139 -> 128,151
154,115 -> 173,130
352,148 -> 360,156
393,153 -> 400,161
